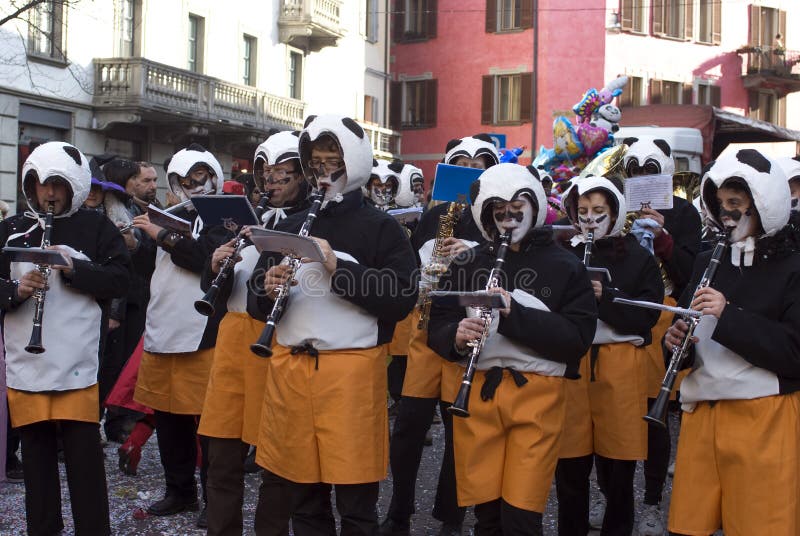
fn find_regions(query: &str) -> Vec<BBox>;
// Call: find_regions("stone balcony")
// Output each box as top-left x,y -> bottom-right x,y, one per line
278,0 -> 345,52
92,57 -> 305,136
737,46 -> 800,96
361,122 -> 401,160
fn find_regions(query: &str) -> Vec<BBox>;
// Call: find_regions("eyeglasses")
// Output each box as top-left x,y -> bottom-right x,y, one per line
308,158 -> 345,172
262,167 -> 297,185
178,172 -> 210,189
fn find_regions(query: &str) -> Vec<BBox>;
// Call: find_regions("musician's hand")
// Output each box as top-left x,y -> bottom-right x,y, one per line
118,223 -> 139,250
241,225 -> 254,239
664,319 -> 698,352
132,213 -> 164,241
47,246 -> 74,276
263,263 -> 296,299
592,280 -> 603,300
640,208 -> 665,237
455,317 -> 487,352
108,319 -> 121,331
442,237 -> 469,258
211,239 -> 239,274
487,287 -> 512,317
691,287 -> 726,318
16,270 -> 47,300
165,191 -> 182,207
310,237 -> 337,273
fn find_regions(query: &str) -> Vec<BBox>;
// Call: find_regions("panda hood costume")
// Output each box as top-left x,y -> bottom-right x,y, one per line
299,114 -> 373,205
396,163 -> 424,208
368,159 -> 401,208
623,137 -> 675,176
445,134 -> 500,167
22,141 -> 91,218
166,144 -> 224,203
253,130 -> 308,227
470,163 -> 547,244
776,156 -> 800,213
561,176 -> 627,244
701,149 -> 790,267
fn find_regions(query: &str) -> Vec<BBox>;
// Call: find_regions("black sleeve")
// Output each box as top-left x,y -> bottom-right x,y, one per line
64,217 -> 130,300
130,233 -> 157,279
496,263 -> 597,367
246,250 -> 283,322
164,225 -> 232,274
663,253 -> 707,368
597,253 -> 664,335
663,202 -> 701,293
712,271 -> 800,379
330,218 -> 419,322
0,220 -> 19,311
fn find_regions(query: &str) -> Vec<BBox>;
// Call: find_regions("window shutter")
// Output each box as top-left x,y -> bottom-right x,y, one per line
392,0 -> 404,42
712,0 -> 722,44
710,85 -> 721,107
748,90 -> 759,117
682,83 -> 693,104
424,79 -> 438,127
620,0 -> 633,30
649,79 -> 662,104
481,75 -> 494,124
390,81 -> 402,129
651,0 -> 663,35
519,0 -> 533,30
749,4 -> 760,46
485,0 -> 497,33
426,0 -> 438,38
779,10 -> 786,46
520,72 -> 533,123
684,0 -> 693,40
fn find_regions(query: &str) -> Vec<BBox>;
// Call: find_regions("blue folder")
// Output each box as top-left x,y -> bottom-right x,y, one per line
191,195 -> 260,231
431,164 -> 484,203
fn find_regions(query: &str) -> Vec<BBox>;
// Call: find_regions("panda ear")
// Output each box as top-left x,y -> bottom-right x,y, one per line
701,159 -> 716,176
473,133 -> 494,144
469,179 -> 481,205
445,138 -> 462,154
291,131 -> 301,137
372,159 -> 378,168
388,159 -> 404,173
622,137 -> 639,147
62,145 -> 82,166
525,165 -> 540,180
186,143 -> 207,153
653,139 -> 672,157
303,115 -> 317,128
736,149 -> 771,173
341,117 -> 365,139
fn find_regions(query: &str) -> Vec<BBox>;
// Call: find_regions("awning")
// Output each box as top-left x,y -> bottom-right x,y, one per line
619,104 -> 800,164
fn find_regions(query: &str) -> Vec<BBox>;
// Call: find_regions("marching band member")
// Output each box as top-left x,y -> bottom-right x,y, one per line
427,163 -> 597,536
132,144 -> 230,527
380,135 -> 497,536
0,142 -> 130,535
555,176 -> 663,536
247,114 -> 417,535
666,149 -> 800,536
199,131 -> 309,536
366,159 -> 402,211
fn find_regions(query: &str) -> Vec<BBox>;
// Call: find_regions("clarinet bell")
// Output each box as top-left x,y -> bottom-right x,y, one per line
643,390 -> 670,428
194,286 -> 219,317
25,325 -> 45,354
250,321 -> 276,358
447,383 -> 471,418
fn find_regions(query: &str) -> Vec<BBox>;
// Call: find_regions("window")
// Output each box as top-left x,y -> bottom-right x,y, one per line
652,0 -> 692,40
115,0 -> 136,57
481,73 -> 532,125
242,35 -> 257,86
649,79 -> 690,104
749,5 -> 786,48
289,51 -> 303,99
618,75 -> 643,107
697,0 -> 721,44
364,95 -> 379,123
389,79 -> 437,129
486,0 -> 533,33
27,1 -> 65,61
365,0 -> 379,42
392,0 -> 437,42
749,91 -> 786,127
188,14 -> 205,73
619,0 -> 645,33
697,82 -> 721,106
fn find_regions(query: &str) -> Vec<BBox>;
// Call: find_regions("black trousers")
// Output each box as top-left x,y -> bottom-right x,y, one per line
387,356 -> 407,403
153,410 -> 209,503
386,396 -> 465,526
6,409 -> 20,457
643,397 -> 671,505
19,420 -> 110,536
474,499 -> 543,536
555,455 -> 635,536
206,436 -> 251,536
254,469 -> 378,536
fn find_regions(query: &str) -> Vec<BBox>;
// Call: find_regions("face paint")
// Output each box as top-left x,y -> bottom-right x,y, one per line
578,213 -> 611,240
310,165 -> 348,200
369,183 -> 395,207
792,197 -> 799,212
721,206 -> 758,242
493,198 -> 534,244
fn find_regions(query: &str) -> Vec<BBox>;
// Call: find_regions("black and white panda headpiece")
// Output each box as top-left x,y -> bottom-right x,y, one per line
166,143 -> 223,200
776,156 -> 800,184
396,163 -> 424,207
298,114 -> 374,194
623,137 -> 675,176
22,142 -> 91,217
701,149 -> 790,238
444,134 -> 500,168
253,130 -> 301,175
469,163 -> 546,242
561,176 -> 627,238
370,159 -> 402,188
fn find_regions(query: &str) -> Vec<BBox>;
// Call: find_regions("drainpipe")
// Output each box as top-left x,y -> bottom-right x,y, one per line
531,0 -> 539,155
384,0 -> 390,128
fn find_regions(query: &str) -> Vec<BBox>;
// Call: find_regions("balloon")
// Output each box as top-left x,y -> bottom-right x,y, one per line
499,146 -> 525,164
572,89 -> 602,123
577,122 -> 610,158
552,116 -> 584,161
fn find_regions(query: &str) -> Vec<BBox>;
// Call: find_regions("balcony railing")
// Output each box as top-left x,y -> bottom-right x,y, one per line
93,57 -> 305,131
360,122 -> 401,160
279,0 -> 344,52
737,46 -> 800,95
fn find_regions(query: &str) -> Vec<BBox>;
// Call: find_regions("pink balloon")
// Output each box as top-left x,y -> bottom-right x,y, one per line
577,123 -> 610,158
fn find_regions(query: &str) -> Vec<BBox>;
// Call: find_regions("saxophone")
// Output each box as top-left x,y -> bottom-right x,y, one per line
416,202 -> 465,330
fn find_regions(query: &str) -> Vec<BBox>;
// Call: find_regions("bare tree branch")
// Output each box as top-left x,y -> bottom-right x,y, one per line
0,0 -> 48,27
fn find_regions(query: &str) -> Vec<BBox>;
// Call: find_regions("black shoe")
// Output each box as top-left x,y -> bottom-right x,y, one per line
196,505 -> 208,528
244,446 -> 260,474
146,495 -> 199,516
424,429 -> 433,446
438,522 -> 462,536
378,517 -> 410,536
5,453 -> 24,483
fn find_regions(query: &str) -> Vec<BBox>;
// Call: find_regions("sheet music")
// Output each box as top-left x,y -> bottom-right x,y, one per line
624,174 -> 674,211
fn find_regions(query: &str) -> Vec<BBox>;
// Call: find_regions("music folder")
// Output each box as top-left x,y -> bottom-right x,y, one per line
3,247 -> 70,266
429,290 -> 509,309
387,206 -> 423,224
586,266 -> 612,283
249,228 -> 326,263
146,204 -> 192,234
191,195 -> 260,231
431,164 -> 484,203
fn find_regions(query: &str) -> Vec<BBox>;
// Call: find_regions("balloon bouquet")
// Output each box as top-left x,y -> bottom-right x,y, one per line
533,76 -> 628,222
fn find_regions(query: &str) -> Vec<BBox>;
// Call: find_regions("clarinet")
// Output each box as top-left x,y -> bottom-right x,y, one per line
250,187 -> 327,358
25,203 -> 55,354
644,234 -> 728,428
194,191 -> 274,317
583,230 -> 594,266
448,231 -> 512,418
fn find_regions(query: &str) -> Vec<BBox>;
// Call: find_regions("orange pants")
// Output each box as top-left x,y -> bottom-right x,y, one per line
669,394 -> 800,536
388,314 -> 413,356
8,384 -> 99,427
134,347 -> 215,414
